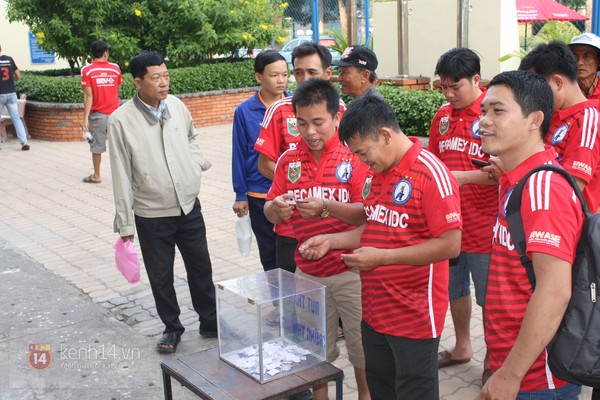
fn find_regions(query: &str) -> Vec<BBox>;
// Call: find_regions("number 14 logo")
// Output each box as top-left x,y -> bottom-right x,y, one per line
27,344 -> 53,370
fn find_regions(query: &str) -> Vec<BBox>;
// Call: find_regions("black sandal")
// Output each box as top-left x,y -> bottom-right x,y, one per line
156,332 -> 181,354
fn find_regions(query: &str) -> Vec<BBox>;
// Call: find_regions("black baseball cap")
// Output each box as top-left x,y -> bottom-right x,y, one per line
333,45 -> 378,71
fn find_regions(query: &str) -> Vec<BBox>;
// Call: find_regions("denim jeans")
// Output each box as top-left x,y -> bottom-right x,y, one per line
0,92 -> 27,144
516,383 -> 581,400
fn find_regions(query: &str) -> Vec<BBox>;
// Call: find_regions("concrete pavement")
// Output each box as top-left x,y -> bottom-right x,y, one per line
0,124 -> 488,399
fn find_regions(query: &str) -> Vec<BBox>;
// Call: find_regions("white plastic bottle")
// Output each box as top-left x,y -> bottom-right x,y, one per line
235,215 -> 253,256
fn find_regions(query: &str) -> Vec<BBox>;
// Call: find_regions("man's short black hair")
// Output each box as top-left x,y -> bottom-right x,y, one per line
254,50 -> 286,74
291,79 -> 339,117
435,48 -> 481,81
91,40 -> 109,59
129,51 -> 165,79
339,95 -> 400,143
519,40 -> 579,83
291,43 -> 332,70
488,70 -> 554,138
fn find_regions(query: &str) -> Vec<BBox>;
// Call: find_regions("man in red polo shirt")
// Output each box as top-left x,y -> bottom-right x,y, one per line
255,42 -> 345,276
519,40 -> 600,212
428,48 -> 497,382
81,40 -> 122,183
264,79 -> 370,400
479,70 -> 583,400
299,94 -> 462,399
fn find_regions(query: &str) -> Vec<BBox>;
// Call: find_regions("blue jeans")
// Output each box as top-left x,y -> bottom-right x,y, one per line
516,383 -> 581,399
0,92 -> 27,144
448,251 -> 490,306
247,196 -> 277,272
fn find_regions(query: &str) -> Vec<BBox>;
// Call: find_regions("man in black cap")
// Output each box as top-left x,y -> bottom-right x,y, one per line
333,45 -> 380,99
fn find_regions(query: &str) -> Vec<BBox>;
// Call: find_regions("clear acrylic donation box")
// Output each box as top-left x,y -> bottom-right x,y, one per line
216,268 -> 327,383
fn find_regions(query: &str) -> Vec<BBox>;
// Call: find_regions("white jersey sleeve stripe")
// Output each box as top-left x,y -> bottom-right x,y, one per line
582,107 -> 599,149
419,151 -> 453,198
528,170 -> 553,212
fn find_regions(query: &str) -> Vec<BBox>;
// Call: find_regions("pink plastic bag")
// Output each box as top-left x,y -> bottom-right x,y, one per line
113,238 -> 141,284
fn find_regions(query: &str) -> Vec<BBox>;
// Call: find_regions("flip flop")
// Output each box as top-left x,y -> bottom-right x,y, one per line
82,175 -> 101,184
437,350 -> 471,368
156,332 -> 181,354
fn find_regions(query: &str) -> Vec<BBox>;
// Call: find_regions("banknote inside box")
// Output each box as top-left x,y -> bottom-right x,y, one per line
216,268 -> 327,383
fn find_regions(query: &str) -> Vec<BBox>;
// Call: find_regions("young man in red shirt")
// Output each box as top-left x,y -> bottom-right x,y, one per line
519,41 -> 600,212
428,48 -> 497,382
81,40 -> 122,183
479,70 -> 583,400
299,95 -> 462,399
264,79 -> 370,400
255,43 -> 345,276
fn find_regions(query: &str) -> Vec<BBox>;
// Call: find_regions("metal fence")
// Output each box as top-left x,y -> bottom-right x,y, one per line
280,0 -> 372,49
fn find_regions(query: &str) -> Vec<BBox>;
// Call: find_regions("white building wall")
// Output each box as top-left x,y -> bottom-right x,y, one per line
373,0 -> 521,81
0,1 -> 70,71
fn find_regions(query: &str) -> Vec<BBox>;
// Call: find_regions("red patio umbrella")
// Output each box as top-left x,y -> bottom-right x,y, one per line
516,0 -> 587,22
516,0 -> 587,50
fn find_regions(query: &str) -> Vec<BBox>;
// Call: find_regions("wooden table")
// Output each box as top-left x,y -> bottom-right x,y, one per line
161,347 -> 344,400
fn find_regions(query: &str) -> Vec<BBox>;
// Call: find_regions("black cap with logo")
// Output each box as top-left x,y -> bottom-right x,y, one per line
333,45 -> 378,71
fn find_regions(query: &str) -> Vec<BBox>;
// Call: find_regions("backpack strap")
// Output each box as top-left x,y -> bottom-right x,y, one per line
505,164 -> 589,291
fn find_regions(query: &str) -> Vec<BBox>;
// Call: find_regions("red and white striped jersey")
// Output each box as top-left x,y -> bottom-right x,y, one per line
548,99 -> 600,211
428,90 -> 497,253
266,134 -> 368,277
485,147 -> 584,391
360,138 -> 462,339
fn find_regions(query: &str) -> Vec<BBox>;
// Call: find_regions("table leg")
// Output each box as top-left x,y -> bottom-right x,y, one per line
334,374 -> 343,400
162,368 -> 173,400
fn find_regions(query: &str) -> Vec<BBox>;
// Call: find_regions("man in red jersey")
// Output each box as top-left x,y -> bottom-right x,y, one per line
479,70 -> 583,400
299,94 -> 462,399
519,41 -> 600,212
428,48 -> 497,382
255,43 -> 346,276
264,79 -> 370,400
81,40 -> 122,183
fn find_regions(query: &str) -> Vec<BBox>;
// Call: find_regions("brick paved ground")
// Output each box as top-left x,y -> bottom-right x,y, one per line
0,125 -> 515,399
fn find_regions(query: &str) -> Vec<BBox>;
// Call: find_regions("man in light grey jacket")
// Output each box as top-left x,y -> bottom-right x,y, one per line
108,51 -> 216,354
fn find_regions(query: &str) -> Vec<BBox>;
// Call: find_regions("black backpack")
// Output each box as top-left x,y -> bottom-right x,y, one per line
506,164 -> 600,389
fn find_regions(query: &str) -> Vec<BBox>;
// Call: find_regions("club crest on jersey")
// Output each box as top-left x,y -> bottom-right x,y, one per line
471,119 -> 481,138
287,118 -> 299,137
393,179 -> 412,205
362,176 -> 372,199
336,161 -> 352,183
552,124 -> 569,145
288,161 -> 301,183
439,116 -> 449,135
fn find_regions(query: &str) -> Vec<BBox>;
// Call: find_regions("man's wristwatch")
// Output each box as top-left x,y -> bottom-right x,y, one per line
320,199 -> 330,219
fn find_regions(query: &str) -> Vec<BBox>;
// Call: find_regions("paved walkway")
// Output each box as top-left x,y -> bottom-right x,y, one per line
0,125 -> 487,399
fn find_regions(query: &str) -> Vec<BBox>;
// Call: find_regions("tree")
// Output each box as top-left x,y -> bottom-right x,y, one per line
6,0 -> 289,71
6,0 -> 141,73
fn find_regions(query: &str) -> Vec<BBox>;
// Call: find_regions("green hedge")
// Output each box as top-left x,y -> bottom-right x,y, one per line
16,59 -> 257,103
377,85 -> 447,137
